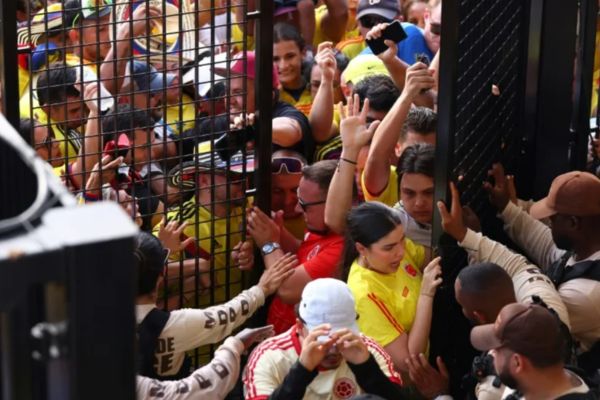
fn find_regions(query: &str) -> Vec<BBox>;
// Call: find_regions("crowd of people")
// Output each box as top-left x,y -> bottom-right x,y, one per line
10,0 -> 600,399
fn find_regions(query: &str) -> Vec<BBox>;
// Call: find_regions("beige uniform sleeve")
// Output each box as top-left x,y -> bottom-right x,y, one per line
499,202 -> 566,271
136,337 -> 244,400
459,229 -> 570,328
165,285 -> 265,351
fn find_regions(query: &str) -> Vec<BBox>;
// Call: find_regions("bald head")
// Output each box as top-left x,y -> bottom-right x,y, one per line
455,263 -> 516,325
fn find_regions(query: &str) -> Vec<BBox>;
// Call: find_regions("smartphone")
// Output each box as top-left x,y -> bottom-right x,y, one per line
366,20 -> 408,55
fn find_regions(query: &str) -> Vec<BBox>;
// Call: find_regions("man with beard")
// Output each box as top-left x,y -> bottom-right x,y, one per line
247,160 -> 344,334
485,166 -> 600,371
243,278 -> 408,400
470,303 -> 594,399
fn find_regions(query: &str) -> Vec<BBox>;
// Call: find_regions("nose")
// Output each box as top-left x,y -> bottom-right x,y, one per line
295,201 -> 303,214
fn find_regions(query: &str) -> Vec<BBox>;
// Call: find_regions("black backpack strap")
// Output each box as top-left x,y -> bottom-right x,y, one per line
548,252 -> 573,287
137,308 -> 170,378
560,260 -> 600,285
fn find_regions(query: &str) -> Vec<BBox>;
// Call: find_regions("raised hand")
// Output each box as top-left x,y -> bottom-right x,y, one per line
158,218 -> 195,254
403,62 -> 435,99
420,256 -> 443,297
84,154 -> 123,195
338,94 -> 380,156
365,23 -> 398,64
257,253 -> 297,296
335,328 -> 370,365
437,181 -> 468,242
82,82 -> 101,115
315,41 -> 337,83
406,353 -> 450,399
482,163 -> 511,211
232,240 -> 255,271
299,324 -> 335,371
247,206 -> 281,247
235,325 -> 275,350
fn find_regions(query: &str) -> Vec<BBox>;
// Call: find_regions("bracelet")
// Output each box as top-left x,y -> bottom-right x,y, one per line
340,157 -> 357,165
82,192 -> 101,202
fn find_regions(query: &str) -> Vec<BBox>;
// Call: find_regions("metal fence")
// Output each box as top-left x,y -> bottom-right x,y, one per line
10,0 -> 271,368
432,0 -> 597,396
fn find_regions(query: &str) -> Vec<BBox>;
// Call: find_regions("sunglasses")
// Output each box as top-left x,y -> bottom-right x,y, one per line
272,157 -> 304,175
430,22 -> 441,36
298,197 -> 326,211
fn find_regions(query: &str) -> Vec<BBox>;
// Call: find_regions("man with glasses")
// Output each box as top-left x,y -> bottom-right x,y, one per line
271,150 -> 308,240
423,1 -> 441,54
247,160 -> 344,334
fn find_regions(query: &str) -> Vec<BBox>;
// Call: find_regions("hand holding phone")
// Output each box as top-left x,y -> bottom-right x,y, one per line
366,20 -> 407,56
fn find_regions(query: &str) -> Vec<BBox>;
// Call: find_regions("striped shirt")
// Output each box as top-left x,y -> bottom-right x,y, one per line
243,325 -> 402,400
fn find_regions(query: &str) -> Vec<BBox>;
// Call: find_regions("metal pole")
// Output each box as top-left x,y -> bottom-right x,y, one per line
0,0 -> 21,135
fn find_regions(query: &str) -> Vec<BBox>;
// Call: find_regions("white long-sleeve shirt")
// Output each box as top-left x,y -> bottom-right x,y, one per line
136,285 -> 265,376
500,202 -> 600,350
137,336 -> 244,400
458,228 -> 570,328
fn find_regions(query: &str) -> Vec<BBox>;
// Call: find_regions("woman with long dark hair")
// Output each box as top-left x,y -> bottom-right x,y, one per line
342,201 -> 442,372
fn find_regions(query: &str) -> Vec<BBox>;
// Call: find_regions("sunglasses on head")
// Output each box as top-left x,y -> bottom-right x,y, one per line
430,22 -> 441,36
272,157 -> 304,175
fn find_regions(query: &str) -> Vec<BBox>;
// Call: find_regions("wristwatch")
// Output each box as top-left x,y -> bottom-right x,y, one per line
261,242 -> 281,256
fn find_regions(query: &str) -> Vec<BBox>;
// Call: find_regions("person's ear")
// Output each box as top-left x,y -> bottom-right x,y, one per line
394,142 -> 403,158
512,353 -> 524,374
355,242 -> 368,257
569,216 -> 581,230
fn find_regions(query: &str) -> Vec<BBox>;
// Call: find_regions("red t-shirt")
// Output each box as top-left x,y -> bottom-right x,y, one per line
267,231 -> 344,334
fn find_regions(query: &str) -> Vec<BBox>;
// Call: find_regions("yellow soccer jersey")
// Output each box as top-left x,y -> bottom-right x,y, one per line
243,325 -> 402,400
154,197 -> 245,304
347,238 -> 425,347
165,93 -> 196,136
279,85 -> 313,116
313,4 -> 360,48
336,36 -> 366,61
360,166 -> 399,207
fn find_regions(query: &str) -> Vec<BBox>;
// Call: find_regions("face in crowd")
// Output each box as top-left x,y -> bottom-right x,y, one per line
33,123 -> 63,167
274,39 -> 304,89
272,154 -> 305,219
296,177 -> 328,233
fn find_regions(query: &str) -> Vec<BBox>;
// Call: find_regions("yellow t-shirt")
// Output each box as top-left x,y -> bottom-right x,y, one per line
361,166 -> 399,207
347,238 -> 425,347
278,85 -> 313,116
165,93 -> 196,136
336,36 -> 366,61
232,21 -> 255,51
18,66 -> 30,99
313,4 -> 361,48
314,108 -> 342,161
153,197 -> 245,305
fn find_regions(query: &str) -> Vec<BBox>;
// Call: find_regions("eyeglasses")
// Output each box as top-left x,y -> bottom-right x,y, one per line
430,22 -> 441,36
298,197 -> 326,211
272,157 -> 304,175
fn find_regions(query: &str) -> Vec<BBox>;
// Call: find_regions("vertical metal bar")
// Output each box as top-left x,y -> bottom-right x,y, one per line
432,0 -> 459,246
0,0 -> 20,134
255,0 -> 273,213
570,0 -> 599,170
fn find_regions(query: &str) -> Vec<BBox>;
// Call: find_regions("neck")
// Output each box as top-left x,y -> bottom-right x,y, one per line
284,76 -> 305,91
520,367 -> 576,400
136,293 -> 156,305
197,192 -> 230,218
572,239 -> 600,261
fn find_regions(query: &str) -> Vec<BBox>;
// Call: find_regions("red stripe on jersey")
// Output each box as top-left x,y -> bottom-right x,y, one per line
367,293 -> 405,335
245,329 -> 296,397
182,233 -> 211,260
361,335 -> 403,384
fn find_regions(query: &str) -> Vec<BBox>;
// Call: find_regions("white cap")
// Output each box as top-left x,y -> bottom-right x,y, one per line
298,278 -> 360,339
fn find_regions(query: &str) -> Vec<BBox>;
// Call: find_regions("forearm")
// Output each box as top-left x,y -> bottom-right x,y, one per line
407,294 -> 434,359
325,148 -> 358,234
268,361 -> 316,400
262,248 -> 287,269
279,227 -> 301,253
383,57 -> 408,91
350,355 -> 408,399
364,93 -> 412,194
309,82 -> 335,143
499,202 -> 565,270
99,39 -> 130,95
73,111 -> 102,190
272,118 -> 303,147
321,0 -> 349,43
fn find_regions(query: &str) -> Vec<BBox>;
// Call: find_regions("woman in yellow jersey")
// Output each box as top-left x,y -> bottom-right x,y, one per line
273,22 -> 314,116
342,201 -> 442,372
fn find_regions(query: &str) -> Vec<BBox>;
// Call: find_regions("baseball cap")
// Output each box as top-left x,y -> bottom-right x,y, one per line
341,54 -> 390,86
213,51 -> 280,88
529,171 -> 600,219
17,3 -> 65,48
298,278 -> 360,339
356,0 -> 399,21
130,61 -> 176,94
470,303 -> 566,366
